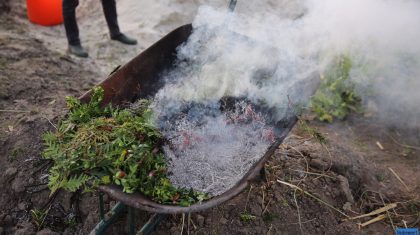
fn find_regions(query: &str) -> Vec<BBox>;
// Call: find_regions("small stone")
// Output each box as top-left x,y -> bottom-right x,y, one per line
4,167 -> 17,177
63,227 -> 75,235
196,214 -> 205,227
254,226 -> 265,234
27,178 -> 35,185
36,228 -> 60,235
14,222 -> 35,235
4,215 -> 13,224
249,203 -> 262,216
343,202 -> 352,211
338,175 -> 355,203
205,217 -> 212,225
170,226 -> 178,235
18,202 -> 27,211
309,159 -> 329,171
219,217 -> 228,225
12,177 -> 26,193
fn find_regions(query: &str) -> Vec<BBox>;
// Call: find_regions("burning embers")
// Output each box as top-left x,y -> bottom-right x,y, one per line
157,100 -> 276,196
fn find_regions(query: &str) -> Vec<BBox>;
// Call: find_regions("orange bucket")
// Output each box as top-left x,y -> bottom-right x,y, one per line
26,0 -> 64,26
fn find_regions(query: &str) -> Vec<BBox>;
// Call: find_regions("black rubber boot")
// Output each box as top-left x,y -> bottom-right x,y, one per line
111,33 -> 137,45
68,44 -> 88,57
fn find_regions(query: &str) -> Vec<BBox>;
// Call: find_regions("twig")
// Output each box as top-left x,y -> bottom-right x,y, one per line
262,187 -> 265,211
346,203 -> 397,220
388,134 -> 420,150
25,182 -> 48,188
277,179 -> 349,218
180,213 -> 185,235
32,160 -> 52,176
0,109 -> 31,113
376,141 -> 384,150
322,145 -> 333,172
358,214 -> 386,228
42,189 -> 61,211
280,218 -> 316,225
290,169 -> 335,179
380,194 -> 395,231
244,185 -> 253,212
388,168 -> 410,191
187,213 -> 190,235
288,146 -> 309,173
266,224 -> 273,235
293,189 -> 304,235
29,186 -> 49,194
43,116 -> 57,130
262,197 -> 273,215
189,213 -> 197,230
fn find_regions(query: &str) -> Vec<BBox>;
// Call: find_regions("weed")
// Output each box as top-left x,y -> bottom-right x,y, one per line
64,214 -> 77,228
262,212 -> 279,223
376,174 -> 386,182
239,212 -> 256,222
31,208 -> 49,231
353,140 -> 368,151
400,147 -> 413,157
310,55 -> 361,123
298,120 -> 327,145
281,198 -> 289,207
8,147 -> 22,162
0,58 -> 6,69
406,200 -> 420,214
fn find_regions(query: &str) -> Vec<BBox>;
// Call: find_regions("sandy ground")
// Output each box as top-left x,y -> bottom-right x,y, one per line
0,0 -> 419,234
12,0 -> 228,76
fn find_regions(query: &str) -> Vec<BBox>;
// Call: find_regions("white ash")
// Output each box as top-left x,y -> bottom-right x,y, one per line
159,101 -> 275,196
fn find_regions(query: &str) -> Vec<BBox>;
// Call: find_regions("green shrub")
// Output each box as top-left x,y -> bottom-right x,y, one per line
42,87 -> 207,205
310,55 -> 361,122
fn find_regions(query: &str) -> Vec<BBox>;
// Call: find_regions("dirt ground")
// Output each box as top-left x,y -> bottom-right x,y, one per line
1,1 -> 419,235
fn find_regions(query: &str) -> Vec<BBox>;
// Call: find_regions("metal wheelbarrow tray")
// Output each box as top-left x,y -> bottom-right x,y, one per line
80,24 -> 298,214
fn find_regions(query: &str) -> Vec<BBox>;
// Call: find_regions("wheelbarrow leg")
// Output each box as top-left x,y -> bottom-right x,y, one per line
128,206 -> 135,235
139,213 -> 167,235
99,192 -> 105,220
89,198 -> 126,235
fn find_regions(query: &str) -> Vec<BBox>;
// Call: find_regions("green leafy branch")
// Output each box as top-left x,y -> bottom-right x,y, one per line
42,87 -> 207,205
310,55 -> 362,123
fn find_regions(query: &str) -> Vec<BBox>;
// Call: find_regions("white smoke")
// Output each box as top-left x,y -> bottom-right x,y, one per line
154,0 -> 420,128
148,0 -> 420,195
301,0 -> 420,128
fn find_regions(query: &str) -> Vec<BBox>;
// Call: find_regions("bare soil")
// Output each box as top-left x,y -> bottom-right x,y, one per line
1,4 -> 419,235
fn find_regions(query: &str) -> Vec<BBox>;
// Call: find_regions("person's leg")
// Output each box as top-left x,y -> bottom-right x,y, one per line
101,0 -> 137,45
62,0 -> 80,46
100,0 -> 120,38
63,0 -> 88,57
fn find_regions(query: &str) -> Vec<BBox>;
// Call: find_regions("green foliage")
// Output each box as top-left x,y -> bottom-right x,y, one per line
8,147 -> 22,162
310,55 -> 361,123
298,119 -> 327,145
262,212 -> 279,223
239,212 -> 256,222
31,208 -> 49,231
42,87 -> 207,205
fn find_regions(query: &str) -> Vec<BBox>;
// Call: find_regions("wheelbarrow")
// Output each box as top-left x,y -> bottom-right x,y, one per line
79,1 -> 310,234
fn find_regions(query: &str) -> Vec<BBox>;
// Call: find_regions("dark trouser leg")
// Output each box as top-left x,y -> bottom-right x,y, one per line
101,0 -> 121,38
62,0 -> 80,46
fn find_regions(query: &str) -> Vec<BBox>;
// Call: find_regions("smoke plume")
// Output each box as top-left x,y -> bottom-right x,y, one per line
146,0 -> 420,195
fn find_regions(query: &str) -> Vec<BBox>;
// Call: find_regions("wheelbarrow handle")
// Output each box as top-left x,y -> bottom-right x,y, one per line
228,0 -> 237,12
